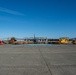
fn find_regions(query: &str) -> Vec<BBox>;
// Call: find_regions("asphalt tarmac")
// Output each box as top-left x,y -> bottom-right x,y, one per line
0,44 -> 76,75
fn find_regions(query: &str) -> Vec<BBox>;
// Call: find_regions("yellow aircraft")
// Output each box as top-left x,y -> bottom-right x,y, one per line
59,37 -> 69,44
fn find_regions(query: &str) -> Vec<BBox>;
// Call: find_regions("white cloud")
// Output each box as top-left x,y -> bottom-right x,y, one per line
0,7 -> 25,16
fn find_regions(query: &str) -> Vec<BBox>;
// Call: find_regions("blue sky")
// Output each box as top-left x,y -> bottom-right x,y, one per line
0,0 -> 76,38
